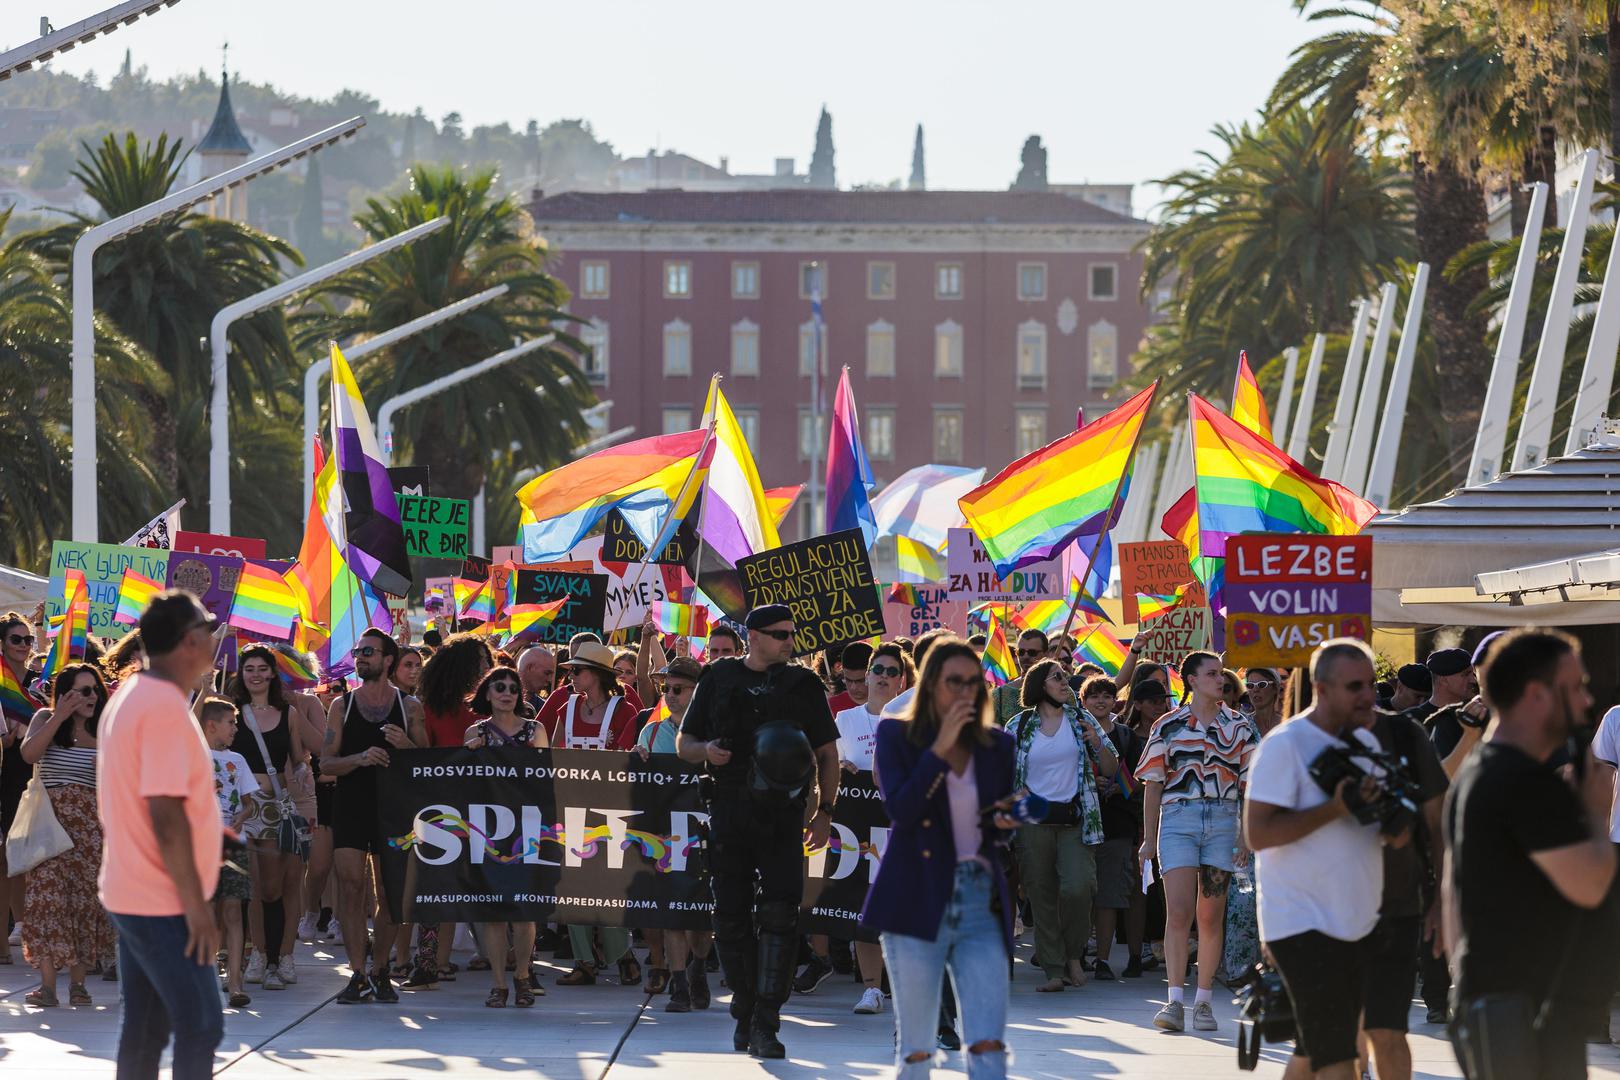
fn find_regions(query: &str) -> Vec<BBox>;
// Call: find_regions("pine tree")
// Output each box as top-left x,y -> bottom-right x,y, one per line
401,109 -> 418,166
808,106 -> 836,189
297,154 -> 328,261
909,124 -> 925,190
1011,135 -> 1047,192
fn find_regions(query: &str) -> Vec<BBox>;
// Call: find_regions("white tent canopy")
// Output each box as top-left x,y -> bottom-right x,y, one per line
0,564 -> 48,613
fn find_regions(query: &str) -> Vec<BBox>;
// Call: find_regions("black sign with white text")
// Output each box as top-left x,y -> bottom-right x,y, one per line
736,528 -> 884,655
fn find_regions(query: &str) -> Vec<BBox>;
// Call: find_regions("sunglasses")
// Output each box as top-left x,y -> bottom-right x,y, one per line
662,682 -> 694,695
869,664 -> 902,678
1016,648 -> 1044,659
7,633 -> 33,647
351,645 -> 381,658
488,682 -> 520,694
1244,679 -> 1273,690
756,628 -> 794,642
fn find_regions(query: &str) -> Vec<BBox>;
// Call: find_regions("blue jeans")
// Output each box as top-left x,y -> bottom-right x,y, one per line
881,862 -> 1009,1079
109,912 -> 224,1080
1158,798 -> 1240,872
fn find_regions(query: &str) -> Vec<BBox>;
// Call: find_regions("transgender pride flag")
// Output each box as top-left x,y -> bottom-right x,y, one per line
824,366 -> 876,545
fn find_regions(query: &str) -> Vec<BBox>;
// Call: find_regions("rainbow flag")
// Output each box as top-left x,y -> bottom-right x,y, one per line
1231,350 -> 1272,441
272,647 -> 321,689
981,610 -> 1017,688
228,562 -> 300,641
457,577 -> 496,623
41,570 -> 89,682
1161,487 -> 1226,605
1167,667 -> 1187,704
0,659 -> 40,724
895,535 -> 946,583
507,596 -> 568,638
113,568 -> 164,626
763,485 -> 802,529
1136,585 -> 1190,622
959,383 -> 1155,577
1115,755 -> 1137,799
1189,393 -> 1377,559
886,582 -> 924,608
651,600 -> 709,638
1074,624 -> 1129,676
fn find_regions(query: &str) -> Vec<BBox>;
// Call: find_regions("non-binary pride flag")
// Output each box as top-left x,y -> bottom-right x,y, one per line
329,344 -> 412,597
228,562 -> 301,641
1231,350 -> 1271,442
981,609 -> 1017,688
959,383 -> 1156,578
113,568 -> 164,625
1188,393 -> 1377,561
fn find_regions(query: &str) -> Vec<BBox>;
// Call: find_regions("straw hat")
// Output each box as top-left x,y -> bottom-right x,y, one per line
560,640 -> 618,676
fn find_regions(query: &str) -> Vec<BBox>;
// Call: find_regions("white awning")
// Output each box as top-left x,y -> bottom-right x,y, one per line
0,564 -> 48,612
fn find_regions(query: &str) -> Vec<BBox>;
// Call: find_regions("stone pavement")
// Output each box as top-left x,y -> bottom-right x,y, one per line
2,930 -> 1618,1078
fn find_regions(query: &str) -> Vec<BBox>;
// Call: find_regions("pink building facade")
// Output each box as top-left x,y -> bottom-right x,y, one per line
527,190 -> 1155,541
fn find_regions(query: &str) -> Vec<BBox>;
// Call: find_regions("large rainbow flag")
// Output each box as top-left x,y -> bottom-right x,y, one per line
227,562 -> 300,641
1231,351 -> 1271,442
113,568 -> 164,626
959,383 -> 1155,578
1074,624 -> 1129,676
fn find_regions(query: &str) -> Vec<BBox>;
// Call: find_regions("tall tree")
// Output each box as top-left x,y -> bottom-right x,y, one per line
808,106 -> 836,189
909,124 -> 926,190
297,154 -> 330,263
1012,136 -> 1048,191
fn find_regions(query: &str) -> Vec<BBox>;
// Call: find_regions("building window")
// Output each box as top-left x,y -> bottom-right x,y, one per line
663,319 -> 692,377
577,323 -> 609,385
1088,320 -> 1118,389
580,260 -> 609,299
799,261 -> 826,299
799,320 -> 823,377
1089,263 -> 1118,301
1015,407 -> 1047,456
732,261 -> 760,299
661,406 -> 692,434
1017,262 -> 1047,301
867,261 -> 896,300
933,407 -> 964,463
1016,320 -> 1047,391
934,320 -> 964,378
797,406 -> 826,462
866,320 -> 896,378
663,260 -> 691,299
866,407 -> 896,461
730,319 -> 760,377
935,262 -> 963,299
734,406 -> 761,453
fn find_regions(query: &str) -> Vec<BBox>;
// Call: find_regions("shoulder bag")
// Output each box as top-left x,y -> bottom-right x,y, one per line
5,766 -> 73,875
241,707 -> 312,860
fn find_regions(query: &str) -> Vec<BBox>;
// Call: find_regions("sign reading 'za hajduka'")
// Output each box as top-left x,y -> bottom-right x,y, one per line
944,528 -> 1062,602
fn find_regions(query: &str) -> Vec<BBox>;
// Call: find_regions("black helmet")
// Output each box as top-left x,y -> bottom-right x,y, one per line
748,721 -> 815,801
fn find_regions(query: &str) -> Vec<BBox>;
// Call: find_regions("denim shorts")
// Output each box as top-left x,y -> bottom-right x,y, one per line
1158,798 -> 1239,873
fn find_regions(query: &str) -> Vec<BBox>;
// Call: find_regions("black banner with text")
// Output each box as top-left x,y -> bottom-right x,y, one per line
376,748 -> 886,938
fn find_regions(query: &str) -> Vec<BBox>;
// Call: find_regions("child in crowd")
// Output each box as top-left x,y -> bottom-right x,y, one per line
200,696 -> 261,1009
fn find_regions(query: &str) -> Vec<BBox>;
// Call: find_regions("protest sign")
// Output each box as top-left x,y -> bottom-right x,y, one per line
48,541 -> 171,639
1135,604 -> 1211,666
376,748 -> 885,938
1226,534 -> 1372,668
1117,541 -> 1201,624
166,551 -> 245,623
172,530 -> 267,561
511,567 -> 608,643
601,507 -> 692,566
945,528 -> 1062,602
568,536 -> 686,634
388,466 -> 431,497
881,584 -> 967,640
461,555 -> 492,581
396,494 -> 470,559
737,529 -> 884,655
491,545 -> 522,565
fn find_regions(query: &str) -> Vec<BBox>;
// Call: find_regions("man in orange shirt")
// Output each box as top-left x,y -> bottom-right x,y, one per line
98,590 -> 226,1080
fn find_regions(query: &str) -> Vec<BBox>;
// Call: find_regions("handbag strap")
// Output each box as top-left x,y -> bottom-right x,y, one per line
240,705 -> 290,803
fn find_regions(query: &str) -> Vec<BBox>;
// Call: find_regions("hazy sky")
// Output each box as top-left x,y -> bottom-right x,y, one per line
12,2 -> 1346,210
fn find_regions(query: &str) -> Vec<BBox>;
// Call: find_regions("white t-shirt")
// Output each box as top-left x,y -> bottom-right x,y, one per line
835,704 -> 882,772
1024,723 -> 1081,803
1247,714 -> 1384,943
1593,705 -> 1620,843
211,749 -> 261,824
946,757 -> 983,865
880,686 -> 916,720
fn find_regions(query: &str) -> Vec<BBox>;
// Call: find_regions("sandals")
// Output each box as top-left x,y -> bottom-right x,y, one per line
228,991 -> 252,1009
68,983 -> 91,1007
468,956 -> 492,972
618,955 -> 642,987
25,986 -> 59,1008
1035,978 -> 1066,993
557,963 -> 597,986
512,976 -> 537,1007
485,987 -> 509,1008
645,966 -> 670,995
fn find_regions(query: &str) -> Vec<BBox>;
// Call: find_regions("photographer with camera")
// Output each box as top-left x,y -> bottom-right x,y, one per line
1245,639 -> 1409,1080
677,605 -> 841,1060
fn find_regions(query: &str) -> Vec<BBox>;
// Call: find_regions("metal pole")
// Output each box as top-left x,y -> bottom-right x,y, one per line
809,263 -> 823,533
376,335 -> 557,465
472,484 -> 486,560
1365,262 -> 1430,508
303,285 -> 509,514
71,116 -> 365,541
1514,149 -> 1599,471
1344,282 -> 1400,493
1151,426 -> 1185,526
1566,190 -> 1620,453
0,0 -> 183,81
1471,182 -> 1549,486
209,217 -> 448,533
1273,346 -> 1300,446
1287,333 -> 1327,462
1321,299 -> 1372,482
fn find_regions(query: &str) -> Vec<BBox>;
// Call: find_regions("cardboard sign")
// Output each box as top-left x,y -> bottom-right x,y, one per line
1225,534 -> 1372,668
396,494 -> 470,560
388,466 -> 431,497
881,584 -> 967,640
461,555 -> 492,581
568,535 -> 686,633
737,529 -> 884,655
172,530 -> 267,561
424,576 -> 455,612
490,559 -> 592,623
511,568 -> 608,643
602,508 -> 691,566
48,541 -> 171,639
1117,541 -> 1202,624
1135,604 -> 1210,667
491,545 -> 522,566
166,551 -> 246,623
945,528 -> 1062,602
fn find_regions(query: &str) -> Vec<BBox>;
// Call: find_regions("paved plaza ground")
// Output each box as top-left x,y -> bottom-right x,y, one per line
2,931 -> 1617,1078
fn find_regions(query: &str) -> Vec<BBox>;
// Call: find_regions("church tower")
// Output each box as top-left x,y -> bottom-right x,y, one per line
197,57 -> 253,221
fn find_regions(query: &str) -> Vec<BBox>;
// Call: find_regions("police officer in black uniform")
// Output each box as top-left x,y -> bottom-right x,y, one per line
677,605 -> 841,1059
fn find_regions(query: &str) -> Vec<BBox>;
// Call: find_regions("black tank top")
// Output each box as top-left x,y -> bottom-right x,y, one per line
335,687 -> 404,803
231,702 -> 292,773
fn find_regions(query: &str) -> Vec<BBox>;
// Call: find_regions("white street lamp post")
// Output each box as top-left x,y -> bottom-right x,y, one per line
1470,182 -> 1549,486
0,0 -> 182,81
1287,333 -> 1328,462
71,116 -> 365,541
209,217 -> 449,534
375,335 -> 557,465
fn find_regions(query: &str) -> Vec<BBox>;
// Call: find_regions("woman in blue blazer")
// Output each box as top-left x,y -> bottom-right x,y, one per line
860,640 -> 1018,1079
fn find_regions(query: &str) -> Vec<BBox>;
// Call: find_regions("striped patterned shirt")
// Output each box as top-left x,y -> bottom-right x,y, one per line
1136,704 -> 1257,804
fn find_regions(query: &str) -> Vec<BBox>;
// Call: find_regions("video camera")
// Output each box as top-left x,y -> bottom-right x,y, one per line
1232,963 -> 1296,1071
1308,742 -> 1421,837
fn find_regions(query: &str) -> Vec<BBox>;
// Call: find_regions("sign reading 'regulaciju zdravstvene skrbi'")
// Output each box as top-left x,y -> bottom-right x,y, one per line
1224,534 -> 1372,668
736,528 -> 884,655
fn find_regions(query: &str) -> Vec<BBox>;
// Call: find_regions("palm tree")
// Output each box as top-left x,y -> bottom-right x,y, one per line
292,165 -> 598,501
9,132 -> 303,516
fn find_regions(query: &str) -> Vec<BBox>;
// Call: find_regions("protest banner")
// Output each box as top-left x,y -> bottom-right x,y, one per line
737,528 -> 884,655
601,507 -> 691,566
881,584 -> 967,639
1225,534 -> 1372,668
172,530 -> 268,561
568,536 -> 686,634
396,494 -> 470,559
511,567 -> 608,643
376,748 -> 884,937
1117,540 -> 1201,624
166,551 -> 246,623
945,528 -> 1062,602
48,541 -> 171,639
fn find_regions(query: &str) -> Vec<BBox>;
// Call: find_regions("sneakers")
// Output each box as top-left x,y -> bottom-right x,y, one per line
665,972 -> 692,1013
370,972 -> 400,1003
296,912 -> 319,941
1153,1000 -> 1185,1032
335,973 -> 371,1004
1093,960 -> 1116,982
7,922 -> 21,946
243,953 -> 266,984
792,953 -> 834,995
687,956 -> 711,1010
1192,1001 -> 1217,1031
1121,956 -> 1143,978
853,987 -> 884,1014
277,956 -> 297,985
263,968 -> 286,991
